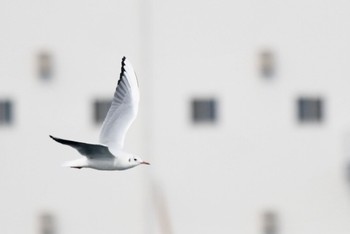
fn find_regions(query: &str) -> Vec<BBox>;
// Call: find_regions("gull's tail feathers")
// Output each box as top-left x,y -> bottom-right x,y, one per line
62,158 -> 88,169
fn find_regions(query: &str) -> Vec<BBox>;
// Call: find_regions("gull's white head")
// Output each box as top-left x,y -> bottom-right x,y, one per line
128,156 -> 150,167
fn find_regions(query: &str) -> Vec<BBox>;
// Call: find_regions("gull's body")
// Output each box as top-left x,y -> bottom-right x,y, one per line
50,57 -> 149,170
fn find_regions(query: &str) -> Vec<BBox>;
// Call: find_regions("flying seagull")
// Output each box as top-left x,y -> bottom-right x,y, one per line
50,57 -> 149,170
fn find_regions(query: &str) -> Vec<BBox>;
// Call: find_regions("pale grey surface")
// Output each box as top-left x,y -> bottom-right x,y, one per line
1,1 -> 350,234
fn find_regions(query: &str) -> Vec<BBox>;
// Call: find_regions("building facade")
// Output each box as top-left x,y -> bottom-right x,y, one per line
1,1 -> 350,234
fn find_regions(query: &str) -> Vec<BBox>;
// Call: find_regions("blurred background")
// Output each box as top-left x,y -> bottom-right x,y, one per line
1,0 -> 350,234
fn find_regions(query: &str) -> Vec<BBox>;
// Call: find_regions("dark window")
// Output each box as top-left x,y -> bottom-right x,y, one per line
346,162 -> 350,184
297,97 -> 323,123
39,212 -> 55,234
93,100 -> 111,124
260,50 -> 275,78
263,211 -> 278,234
191,98 -> 217,123
0,100 -> 13,125
38,51 -> 53,80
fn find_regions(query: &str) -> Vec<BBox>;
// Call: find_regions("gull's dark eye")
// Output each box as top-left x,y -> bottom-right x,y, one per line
134,158 -> 137,161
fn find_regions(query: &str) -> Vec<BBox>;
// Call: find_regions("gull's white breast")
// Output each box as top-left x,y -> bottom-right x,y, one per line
88,157 -> 134,171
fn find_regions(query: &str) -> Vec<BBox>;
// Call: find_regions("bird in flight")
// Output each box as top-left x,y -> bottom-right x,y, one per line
50,57 -> 149,170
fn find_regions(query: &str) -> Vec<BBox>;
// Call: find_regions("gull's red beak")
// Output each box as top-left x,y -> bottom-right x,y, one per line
141,161 -> 150,165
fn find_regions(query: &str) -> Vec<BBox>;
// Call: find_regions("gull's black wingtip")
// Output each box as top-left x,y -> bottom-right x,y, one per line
49,135 -> 63,144
121,56 -> 126,66
119,56 -> 127,84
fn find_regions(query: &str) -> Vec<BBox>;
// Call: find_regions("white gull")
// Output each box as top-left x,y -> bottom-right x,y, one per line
50,57 -> 149,170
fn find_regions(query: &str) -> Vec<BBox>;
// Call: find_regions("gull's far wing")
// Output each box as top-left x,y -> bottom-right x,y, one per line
49,135 -> 114,159
99,57 -> 140,151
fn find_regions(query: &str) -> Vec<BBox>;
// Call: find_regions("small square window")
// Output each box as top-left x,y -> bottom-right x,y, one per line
346,162 -> 350,184
191,98 -> 217,123
38,51 -> 53,80
260,50 -> 275,78
297,97 -> 323,123
93,100 -> 111,124
0,100 -> 13,125
262,211 -> 278,234
39,212 -> 56,234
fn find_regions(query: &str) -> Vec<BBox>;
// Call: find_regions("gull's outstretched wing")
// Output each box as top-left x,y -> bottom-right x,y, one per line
49,135 -> 114,159
99,57 -> 139,151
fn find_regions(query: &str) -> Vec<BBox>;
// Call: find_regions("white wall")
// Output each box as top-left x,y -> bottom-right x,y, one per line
149,0 -> 350,234
1,1 -> 350,234
0,1 -> 148,234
